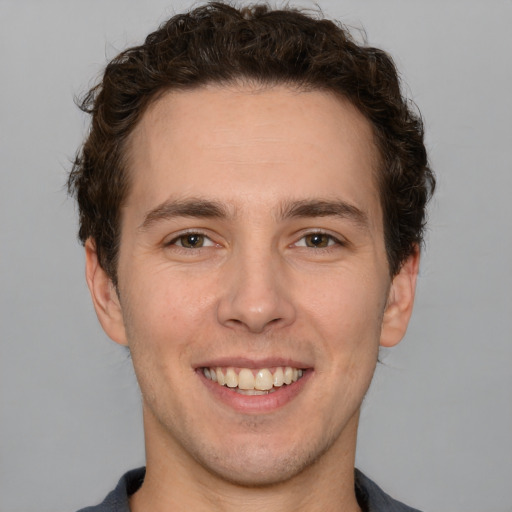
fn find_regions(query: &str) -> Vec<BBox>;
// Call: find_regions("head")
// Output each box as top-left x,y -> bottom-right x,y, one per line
69,1 -> 435,493
68,1 -> 434,287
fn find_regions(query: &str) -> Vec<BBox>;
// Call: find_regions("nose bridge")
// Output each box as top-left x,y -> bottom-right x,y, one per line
216,239 -> 295,333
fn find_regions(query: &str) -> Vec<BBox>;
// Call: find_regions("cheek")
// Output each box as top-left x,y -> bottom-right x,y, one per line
121,269 -> 221,376
125,265 -> 214,327
298,269 -> 387,395
301,270 -> 387,339
122,285 -> 202,406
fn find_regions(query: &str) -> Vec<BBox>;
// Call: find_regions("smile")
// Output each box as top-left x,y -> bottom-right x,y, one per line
202,366 -> 304,395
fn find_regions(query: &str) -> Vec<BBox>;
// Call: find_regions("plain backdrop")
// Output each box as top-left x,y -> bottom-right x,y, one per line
1,1 -> 511,511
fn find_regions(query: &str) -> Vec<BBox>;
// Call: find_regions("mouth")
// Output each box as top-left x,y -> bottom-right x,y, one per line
201,366 -> 306,395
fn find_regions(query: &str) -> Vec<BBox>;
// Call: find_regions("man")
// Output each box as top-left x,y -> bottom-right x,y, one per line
69,2 -> 434,511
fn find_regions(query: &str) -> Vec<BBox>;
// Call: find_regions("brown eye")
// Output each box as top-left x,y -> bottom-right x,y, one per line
304,233 -> 331,248
176,234 -> 206,248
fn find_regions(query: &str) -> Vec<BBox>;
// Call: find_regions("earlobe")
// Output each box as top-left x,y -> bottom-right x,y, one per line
380,246 -> 420,348
85,239 -> 128,346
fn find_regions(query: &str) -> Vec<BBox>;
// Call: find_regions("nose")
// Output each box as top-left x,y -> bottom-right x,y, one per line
216,249 -> 296,334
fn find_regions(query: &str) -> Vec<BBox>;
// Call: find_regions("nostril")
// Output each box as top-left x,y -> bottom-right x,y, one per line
222,315 -> 284,334
216,278 -> 296,332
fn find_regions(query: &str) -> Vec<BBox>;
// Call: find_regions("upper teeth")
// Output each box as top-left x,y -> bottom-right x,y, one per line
203,366 -> 304,391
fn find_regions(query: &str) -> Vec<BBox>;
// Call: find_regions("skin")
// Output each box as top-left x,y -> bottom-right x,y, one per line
86,84 -> 419,512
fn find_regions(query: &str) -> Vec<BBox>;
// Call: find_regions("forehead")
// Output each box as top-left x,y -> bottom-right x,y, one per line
124,84 -> 382,227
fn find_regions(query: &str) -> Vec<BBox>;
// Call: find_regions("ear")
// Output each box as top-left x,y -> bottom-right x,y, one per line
380,246 -> 420,348
85,238 -> 128,346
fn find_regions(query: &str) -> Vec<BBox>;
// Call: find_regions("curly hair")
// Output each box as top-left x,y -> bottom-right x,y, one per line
68,1 -> 435,285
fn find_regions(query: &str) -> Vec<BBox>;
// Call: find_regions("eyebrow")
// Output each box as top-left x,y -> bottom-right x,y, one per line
139,198 -> 230,231
278,199 -> 369,229
138,197 -> 369,231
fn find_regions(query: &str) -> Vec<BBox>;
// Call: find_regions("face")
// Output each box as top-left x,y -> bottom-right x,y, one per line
87,84 -> 418,487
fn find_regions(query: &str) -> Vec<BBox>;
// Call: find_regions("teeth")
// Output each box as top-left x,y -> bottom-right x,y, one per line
255,369 -> 273,390
216,368 -> 225,386
236,388 -> 273,395
225,368 -> 238,388
273,367 -> 284,387
203,365 -> 305,391
238,368 -> 255,390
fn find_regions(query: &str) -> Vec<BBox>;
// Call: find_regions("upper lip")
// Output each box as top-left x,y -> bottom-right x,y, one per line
194,356 -> 312,369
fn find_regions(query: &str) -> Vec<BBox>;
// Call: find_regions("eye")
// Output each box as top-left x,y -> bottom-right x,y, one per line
170,233 -> 215,249
295,233 -> 339,248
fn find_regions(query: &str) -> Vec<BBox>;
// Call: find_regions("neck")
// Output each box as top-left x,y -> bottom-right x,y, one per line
130,407 -> 362,512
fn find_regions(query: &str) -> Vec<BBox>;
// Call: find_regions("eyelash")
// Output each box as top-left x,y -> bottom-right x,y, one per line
166,231 -> 215,249
293,231 -> 345,249
165,230 -> 345,250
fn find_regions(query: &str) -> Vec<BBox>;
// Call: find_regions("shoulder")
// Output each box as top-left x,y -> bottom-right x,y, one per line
76,467 -> 146,512
355,469 -> 422,512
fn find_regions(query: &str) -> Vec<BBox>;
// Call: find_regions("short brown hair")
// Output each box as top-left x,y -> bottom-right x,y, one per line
68,1 -> 435,285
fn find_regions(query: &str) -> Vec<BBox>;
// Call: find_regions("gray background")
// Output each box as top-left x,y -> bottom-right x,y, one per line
1,1 -> 511,511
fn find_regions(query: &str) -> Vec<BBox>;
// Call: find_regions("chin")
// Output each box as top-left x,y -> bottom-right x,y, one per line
190,432 -> 336,488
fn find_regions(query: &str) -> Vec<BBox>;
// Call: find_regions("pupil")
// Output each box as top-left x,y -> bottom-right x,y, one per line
308,234 -> 326,247
185,234 -> 202,247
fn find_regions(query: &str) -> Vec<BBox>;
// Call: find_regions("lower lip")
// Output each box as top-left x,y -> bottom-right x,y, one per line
197,369 -> 313,414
